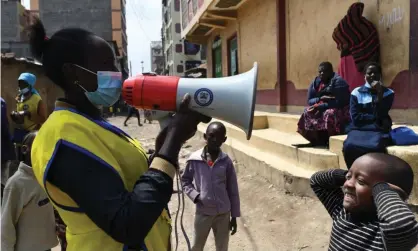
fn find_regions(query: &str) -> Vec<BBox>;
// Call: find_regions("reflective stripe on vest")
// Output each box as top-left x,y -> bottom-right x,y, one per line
32,105 -> 171,251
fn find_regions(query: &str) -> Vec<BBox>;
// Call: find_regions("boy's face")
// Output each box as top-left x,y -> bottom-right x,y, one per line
343,156 -> 386,213
204,124 -> 226,152
21,134 -> 36,165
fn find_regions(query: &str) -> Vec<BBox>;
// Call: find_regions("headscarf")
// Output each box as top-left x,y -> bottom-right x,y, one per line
332,3 -> 380,68
18,73 -> 40,95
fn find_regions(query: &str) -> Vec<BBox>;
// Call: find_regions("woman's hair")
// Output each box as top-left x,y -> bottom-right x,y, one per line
28,18 -> 94,90
363,62 -> 382,74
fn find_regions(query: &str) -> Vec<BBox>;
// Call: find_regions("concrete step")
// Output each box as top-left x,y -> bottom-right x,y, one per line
255,111 -> 300,135
328,128 -> 418,205
201,113 -> 418,205
195,126 -> 316,198
199,121 -> 339,173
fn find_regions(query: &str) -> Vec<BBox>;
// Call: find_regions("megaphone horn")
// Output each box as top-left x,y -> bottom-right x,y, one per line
122,62 -> 258,140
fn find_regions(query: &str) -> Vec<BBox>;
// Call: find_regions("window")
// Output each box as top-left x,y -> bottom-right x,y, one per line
212,36 -> 222,78
174,0 -> 180,11
175,23 -> 181,33
175,44 -> 183,53
177,65 -> 184,73
200,44 -> 207,60
228,35 -> 238,76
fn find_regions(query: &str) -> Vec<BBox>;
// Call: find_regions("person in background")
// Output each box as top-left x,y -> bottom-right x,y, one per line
54,209 -> 67,251
1,97 -> 16,199
310,152 -> 418,250
342,62 -> 394,168
333,2 -> 380,91
144,109 -> 154,124
11,73 -> 47,146
295,62 -> 351,148
28,18 -> 209,251
1,131 -> 59,251
124,104 -> 142,126
182,121 -> 240,251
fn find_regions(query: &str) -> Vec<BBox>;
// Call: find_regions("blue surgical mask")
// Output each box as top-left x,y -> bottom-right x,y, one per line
85,71 -> 122,107
19,87 -> 30,94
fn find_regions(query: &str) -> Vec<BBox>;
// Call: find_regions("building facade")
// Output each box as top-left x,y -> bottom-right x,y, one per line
150,41 -> 164,74
29,0 -> 129,77
162,0 -> 206,76
182,0 -> 418,124
1,0 -> 35,57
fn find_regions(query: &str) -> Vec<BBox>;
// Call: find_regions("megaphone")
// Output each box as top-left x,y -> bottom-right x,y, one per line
122,62 -> 258,140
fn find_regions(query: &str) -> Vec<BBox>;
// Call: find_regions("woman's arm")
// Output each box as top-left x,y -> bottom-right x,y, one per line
310,169 -> 346,219
36,99 -> 47,124
317,81 -> 350,111
375,91 -> 394,119
27,99 -> 47,125
47,143 -> 174,248
307,80 -> 320,106
374,183 -> 418,250
350,94 -> 376,126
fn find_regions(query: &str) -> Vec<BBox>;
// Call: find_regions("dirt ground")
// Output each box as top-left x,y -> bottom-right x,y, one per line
43,114 -> 418,251
111,115 -> 333,251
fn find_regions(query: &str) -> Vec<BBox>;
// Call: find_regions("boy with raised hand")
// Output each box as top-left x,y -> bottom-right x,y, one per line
181,121 -> 240,251
310,152 -> 418,251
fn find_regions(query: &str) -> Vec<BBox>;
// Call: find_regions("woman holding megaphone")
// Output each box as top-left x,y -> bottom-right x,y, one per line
27,18 -> 210,251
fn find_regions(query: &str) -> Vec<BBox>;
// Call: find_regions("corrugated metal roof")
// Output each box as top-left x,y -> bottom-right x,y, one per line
1,53 -> 42,67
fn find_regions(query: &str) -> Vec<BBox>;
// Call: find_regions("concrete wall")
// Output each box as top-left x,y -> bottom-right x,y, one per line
38,0 -> 113,41
286,0 -> 410,91
1,59 -> 64,131
205,0 -> 277,90
256,0 -> 417,124
1,1 -> 20,42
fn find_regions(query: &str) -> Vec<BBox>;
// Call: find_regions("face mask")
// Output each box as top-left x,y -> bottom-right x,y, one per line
19,87 -> 30,94
85,71 -> 122,107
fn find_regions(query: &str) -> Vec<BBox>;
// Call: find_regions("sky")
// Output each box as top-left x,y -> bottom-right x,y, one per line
22,0 -> 162,75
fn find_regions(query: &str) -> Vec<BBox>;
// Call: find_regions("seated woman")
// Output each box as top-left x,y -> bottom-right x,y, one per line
296,62 -> 351,147
342,62 -> 394,168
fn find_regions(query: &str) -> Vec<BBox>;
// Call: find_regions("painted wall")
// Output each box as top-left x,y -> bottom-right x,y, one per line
206,0 -> 277,90
257,0 -> 417,122
286,0 -> 409,92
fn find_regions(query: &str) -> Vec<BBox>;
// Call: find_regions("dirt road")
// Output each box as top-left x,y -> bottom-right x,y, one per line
113,116 -> 333,251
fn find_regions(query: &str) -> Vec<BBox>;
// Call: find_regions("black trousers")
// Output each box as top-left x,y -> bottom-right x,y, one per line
124,108 -> 140,124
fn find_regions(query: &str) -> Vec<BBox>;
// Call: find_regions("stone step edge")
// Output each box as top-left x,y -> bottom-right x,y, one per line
202,121 -> 340,171
196,128 -> 418,208
195,128 -> 317,198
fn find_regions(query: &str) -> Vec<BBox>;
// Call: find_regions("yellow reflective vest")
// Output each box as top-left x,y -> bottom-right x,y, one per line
16,93 -> 42,130
31,101 -> 171,251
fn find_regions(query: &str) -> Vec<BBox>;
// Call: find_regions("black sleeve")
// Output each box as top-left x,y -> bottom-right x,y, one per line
373,183 -> 418,250
46,144 -> 173,248
310,169 -> 347,219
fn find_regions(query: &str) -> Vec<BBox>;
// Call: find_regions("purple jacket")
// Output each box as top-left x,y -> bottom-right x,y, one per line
181,148 -> 241,217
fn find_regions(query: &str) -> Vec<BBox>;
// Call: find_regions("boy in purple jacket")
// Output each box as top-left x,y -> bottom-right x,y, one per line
181,121 -> 240,251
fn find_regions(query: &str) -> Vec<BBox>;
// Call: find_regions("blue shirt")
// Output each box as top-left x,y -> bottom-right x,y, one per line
349,83 -> 394,131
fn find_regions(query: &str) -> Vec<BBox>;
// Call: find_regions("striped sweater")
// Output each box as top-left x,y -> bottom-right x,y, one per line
311,169 -> 418,251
